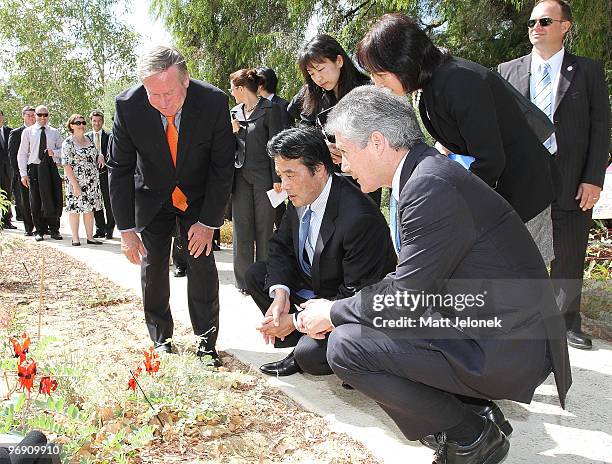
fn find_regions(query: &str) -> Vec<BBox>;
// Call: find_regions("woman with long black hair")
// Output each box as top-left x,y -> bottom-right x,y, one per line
289,34 -> 381,205
355,13 -> 557,227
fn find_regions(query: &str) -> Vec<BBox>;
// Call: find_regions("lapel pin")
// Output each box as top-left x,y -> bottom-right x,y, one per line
567,65 -> 573,71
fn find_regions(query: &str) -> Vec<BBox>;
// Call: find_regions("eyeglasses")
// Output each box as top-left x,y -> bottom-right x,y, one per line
36,113 -> 49,117
71,121 -> 87,126
528,17 -> 565,28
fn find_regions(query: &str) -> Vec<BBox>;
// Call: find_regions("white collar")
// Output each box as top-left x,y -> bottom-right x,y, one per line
304,174 -> 333,218
265,94 -> 275,101
531,47 -> 564,75
391,153 -> 410,202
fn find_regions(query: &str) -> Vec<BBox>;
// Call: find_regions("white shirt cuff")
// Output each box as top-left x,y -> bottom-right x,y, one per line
199,222 -> 219,229
269,285 -> 290,299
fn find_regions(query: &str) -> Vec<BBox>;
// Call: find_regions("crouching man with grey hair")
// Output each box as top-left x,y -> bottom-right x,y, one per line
296,86 -> 571,464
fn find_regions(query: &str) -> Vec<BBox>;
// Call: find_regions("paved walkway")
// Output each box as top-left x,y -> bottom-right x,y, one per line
4,217 -> 612,463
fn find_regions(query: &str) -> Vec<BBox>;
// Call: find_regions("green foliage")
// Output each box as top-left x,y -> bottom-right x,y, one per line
0,0 -> 136,129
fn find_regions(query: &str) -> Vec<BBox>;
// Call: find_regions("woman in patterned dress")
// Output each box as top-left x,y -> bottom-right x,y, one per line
61,114 -> 103,246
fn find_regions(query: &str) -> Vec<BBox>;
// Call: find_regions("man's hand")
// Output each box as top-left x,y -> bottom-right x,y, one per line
576,183 -> 602,211
97,154 -> 105,169
297,299 -> 334,339
259,289 -> 291,344
187,223 -> 214,258
326,141 -> 342,164
273,182 -> 282,193
21,176 -> 29,188
121,231 -> 147,265
257,313 -> 295,344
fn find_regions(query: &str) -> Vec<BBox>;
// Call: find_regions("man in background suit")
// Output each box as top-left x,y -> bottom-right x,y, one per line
0,110 -> 15,229
108,46 -> 234,364
245,127 -> 395,376
87,110 -> 115,239
17,105 -> 64,242
498,0 -> 610,350
298,86 -> 571,464
7,106 -> 35,235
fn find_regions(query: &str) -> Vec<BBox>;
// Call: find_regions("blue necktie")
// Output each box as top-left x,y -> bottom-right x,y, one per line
298,207 -> 313,276
389,195 -> 401,254
532,62 -> 553,152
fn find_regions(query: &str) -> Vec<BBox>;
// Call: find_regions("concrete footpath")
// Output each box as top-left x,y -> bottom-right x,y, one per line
4,218 -> 612,464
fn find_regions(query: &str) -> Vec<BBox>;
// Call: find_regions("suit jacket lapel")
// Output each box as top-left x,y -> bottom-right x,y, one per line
311,175 -> 339,292
555,53 -> 577,114
516,55 -> 532,98
176,84 -> 201,174
142,94 -> 174,174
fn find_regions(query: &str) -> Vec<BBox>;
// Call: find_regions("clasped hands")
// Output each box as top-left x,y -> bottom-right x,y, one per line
257,289 -> 334,344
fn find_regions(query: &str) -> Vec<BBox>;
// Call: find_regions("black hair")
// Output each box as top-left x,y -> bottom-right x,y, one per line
256,67 -> 279,94
298,34 -> 370,117
267,127 -> 334,176
357,13 -> 451,92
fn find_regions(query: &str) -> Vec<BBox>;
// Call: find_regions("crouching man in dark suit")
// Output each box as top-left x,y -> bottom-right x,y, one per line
298,86 -> 571,464
245,127 -> 396,376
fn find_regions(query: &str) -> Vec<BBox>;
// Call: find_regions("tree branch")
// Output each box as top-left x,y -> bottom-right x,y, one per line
343,0 -> 372,21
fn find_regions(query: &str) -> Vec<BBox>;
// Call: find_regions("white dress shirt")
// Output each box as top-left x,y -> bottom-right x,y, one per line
530,47 -> 565,154
270,174 -> 333,298
17,123 -> 63,177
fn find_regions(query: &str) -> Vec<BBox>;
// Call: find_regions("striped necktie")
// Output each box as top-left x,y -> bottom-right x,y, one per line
389,195 -> 401,254
298,207 -> 313,276
166,115 -> 188,211
532,62 -> 553,152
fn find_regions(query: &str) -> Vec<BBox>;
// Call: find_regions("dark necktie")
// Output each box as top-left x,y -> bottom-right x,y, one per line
38,126 -> 47,161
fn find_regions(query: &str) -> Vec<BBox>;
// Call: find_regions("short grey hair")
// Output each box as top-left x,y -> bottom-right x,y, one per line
136,45 -> 188,82
325,86 -> 424,150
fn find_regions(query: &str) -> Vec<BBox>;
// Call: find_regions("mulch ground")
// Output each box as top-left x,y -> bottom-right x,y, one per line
0,235 -> 378,463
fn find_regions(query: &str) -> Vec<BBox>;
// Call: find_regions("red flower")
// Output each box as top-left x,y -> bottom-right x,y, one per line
10,333 -> 30,361
143,346 -> 160,375
128,367 -> 142,392
39,376 -> 58,395
17,358 -> 36,392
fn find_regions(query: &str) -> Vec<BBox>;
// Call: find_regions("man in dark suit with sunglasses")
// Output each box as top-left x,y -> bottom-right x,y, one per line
499,0 -> 610,350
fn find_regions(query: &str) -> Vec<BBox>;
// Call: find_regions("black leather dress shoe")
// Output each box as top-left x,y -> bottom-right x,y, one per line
259,352 -> 302,376
34,234 -> 44,242
154,342 -> 172,354
93,231 -> 105,238
105,232 -> 113,239
197,346 -> 222,367
3,223 -> 17,230
432,420 -> 509,464
567,330 -> 592,350
174,267 -> 187,278
421,403 -> 512,450
24,231 -> 34,237
50,233 -> 62,240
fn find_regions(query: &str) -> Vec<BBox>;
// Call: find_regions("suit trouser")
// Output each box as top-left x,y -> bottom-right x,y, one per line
93,170 -> 115,234
0,163 -> 13,225
140,206 -> 220,350
26,164 -> 59,235
550,203 -> 593,332
13,171 -> 34,232
232,170 -> 275,289
245,261 -> 333,375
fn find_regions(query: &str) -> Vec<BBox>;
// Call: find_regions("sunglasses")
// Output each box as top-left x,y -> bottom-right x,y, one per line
528,17 -> 565,28
71,121 -> 87,126
36,113 -> 49,117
